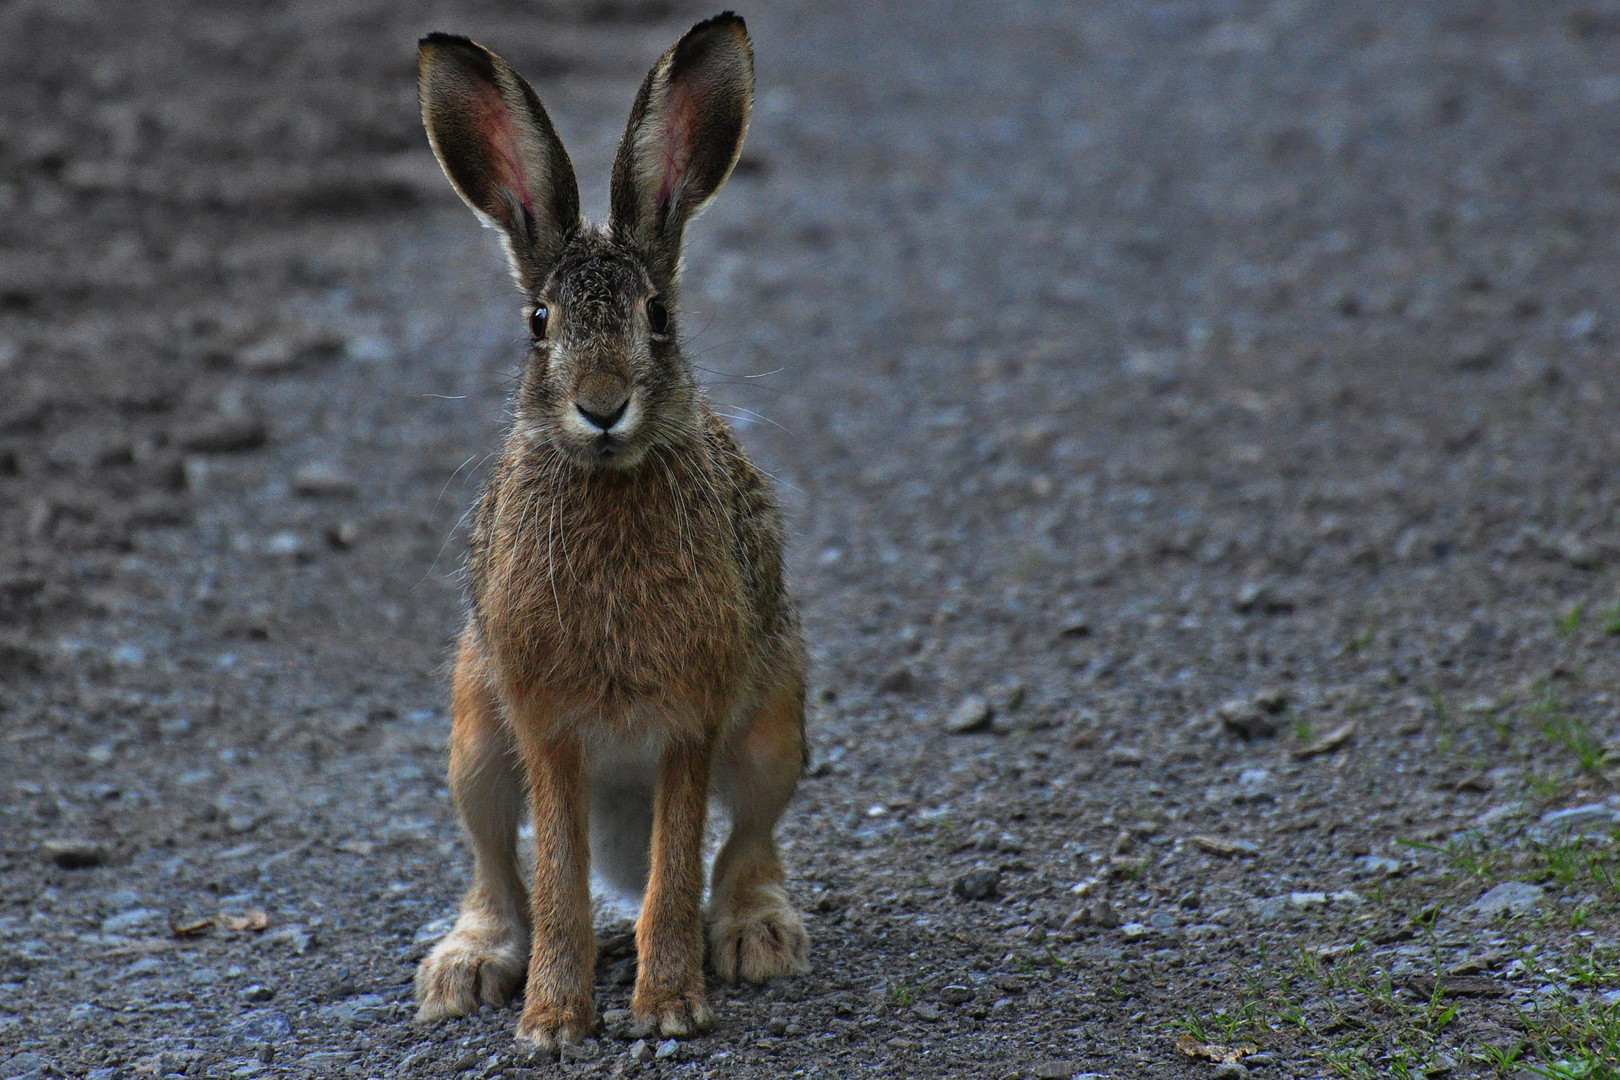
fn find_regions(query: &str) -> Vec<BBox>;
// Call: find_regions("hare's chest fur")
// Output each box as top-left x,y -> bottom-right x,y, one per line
472,451 -> 749,721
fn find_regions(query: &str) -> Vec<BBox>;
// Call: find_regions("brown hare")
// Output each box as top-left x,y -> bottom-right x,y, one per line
411,12 -> 809,1053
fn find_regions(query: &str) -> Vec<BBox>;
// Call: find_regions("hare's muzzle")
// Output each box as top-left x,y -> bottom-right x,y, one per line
572,371 -> 633,434
575,397 -> 629,433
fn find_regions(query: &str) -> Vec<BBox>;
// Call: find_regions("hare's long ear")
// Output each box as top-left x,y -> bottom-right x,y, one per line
418,33 -> 581,290
608,13 -> 753,283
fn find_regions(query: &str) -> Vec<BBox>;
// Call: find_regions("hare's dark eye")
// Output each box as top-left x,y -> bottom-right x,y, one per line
647,297 -> 670,336
529,303 -> 549,339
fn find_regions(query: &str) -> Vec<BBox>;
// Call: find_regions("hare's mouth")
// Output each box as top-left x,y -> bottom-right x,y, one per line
560,426 -> 650,471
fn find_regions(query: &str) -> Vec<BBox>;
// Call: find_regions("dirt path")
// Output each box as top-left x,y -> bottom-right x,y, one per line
3,2 -> 1619,1078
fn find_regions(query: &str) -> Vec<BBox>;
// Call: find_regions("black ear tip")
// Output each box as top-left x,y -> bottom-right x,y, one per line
690,11 -> 748,38
419,32 -> 479,57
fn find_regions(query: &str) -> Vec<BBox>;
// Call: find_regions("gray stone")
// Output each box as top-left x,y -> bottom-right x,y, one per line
1538,803 -> 1617,830
1253,688 -> 1289,713
628,1039 -> 652,1062
1213,1064 -> 1250,1080
238,984 -> 276,1003
318,992 -> 389,1028
654,1039 -> 679,1059
1056,613 -> 1091,638
260,924 -> 311,954
1217,699 -> 1277,740
120,956 -> 165,979
177,416 -> 268,454
42,839 -> 107,869
1234,582 -> 1291,614
100,908 -> 160,935
1090,900 -> 1121,929
937,984 -> 974,1005
560,1039 -> 603,1063
945,695 -> 994,734
297,1051 -> 355,1071
877,666 -> 918,694
1034,1062 -> 1079,1080
1470,881 -> 1543,919
1,1052 -> 50,1080
1233,767 -> 1276,803
231,1009 -> 292,1044
1354,855 -> 1403,878
293,462 -> 357,498
1250,897 -> 1294,922
912,1002 -> 944,1021
952,867 -> 1000,900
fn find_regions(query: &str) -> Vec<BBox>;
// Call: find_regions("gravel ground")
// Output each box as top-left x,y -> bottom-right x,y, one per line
2,1 -> 1619,1078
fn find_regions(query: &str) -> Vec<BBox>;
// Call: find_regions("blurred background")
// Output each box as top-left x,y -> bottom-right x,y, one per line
1,1 -> 1618,1078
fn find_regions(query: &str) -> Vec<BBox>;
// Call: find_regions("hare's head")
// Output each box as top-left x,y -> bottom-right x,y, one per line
418,14 -> 753,469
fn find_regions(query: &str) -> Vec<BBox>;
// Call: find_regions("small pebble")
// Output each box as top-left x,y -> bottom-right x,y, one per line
628,1039 -> 652,1062
654,1038 -> 678,1060
952,867 -> 1000,901
1090,900 -> 1121,929
326,520 -> 362,549
560,1039 -> 602,1063
177,416 -> 268,454
43,839 -> 107,869
1107,746 -> 1144,767
945,695 -> 994,734
293,462 -> 357,498
1217,700 -> 1277,741
1470,881 -> 1543,919
877,666 -> 918,694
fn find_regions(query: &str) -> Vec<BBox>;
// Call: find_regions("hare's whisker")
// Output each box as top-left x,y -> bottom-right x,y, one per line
712,404 -> 790,434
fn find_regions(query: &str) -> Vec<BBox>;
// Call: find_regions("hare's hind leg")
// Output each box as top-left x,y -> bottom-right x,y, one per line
416,634 -> 530,1021
708,678 -> 810,984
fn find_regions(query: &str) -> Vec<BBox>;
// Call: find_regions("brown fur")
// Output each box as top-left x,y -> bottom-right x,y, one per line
412,13 -> 809,1053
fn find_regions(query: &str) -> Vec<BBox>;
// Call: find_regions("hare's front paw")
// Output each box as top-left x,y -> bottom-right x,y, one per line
515,998 -> 596,1054
415,925 -> 528,1021
630,981 -> 713,1039
709,885 -> 809,984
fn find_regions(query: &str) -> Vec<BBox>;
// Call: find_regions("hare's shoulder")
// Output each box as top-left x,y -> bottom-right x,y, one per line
701,413 -> 782,543
701,411 -> 796,638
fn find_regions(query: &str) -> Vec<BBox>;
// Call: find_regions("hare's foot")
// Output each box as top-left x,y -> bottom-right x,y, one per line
514,996 -> 596,1054
708,882 -> 809,984
415,919 -> 528,1021
630,979 -> 713,1038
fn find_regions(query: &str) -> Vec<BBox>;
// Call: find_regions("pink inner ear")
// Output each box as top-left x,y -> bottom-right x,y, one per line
473,83 -> 535,219
654,82 -> 698,222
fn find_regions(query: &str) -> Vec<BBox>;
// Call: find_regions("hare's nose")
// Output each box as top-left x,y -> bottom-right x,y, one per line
576,396 -> 629,432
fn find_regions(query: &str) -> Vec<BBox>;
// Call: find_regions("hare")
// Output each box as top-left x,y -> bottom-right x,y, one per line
411,13 -> 809,1052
